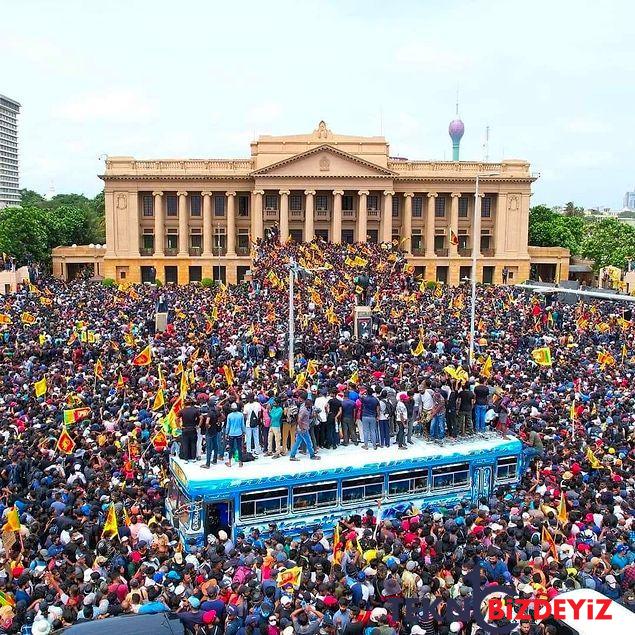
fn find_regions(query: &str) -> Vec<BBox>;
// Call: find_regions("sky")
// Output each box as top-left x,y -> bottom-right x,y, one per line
2,0 -> 634,208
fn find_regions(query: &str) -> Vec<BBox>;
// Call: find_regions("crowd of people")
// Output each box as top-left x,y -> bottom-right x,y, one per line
0,236 -> 633,634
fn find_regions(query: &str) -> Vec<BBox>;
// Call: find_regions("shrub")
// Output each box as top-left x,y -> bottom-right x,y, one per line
102,278 -> 116,287
155,278 -> 163,287
425,280 -> 437,290
201,278 -> 215,288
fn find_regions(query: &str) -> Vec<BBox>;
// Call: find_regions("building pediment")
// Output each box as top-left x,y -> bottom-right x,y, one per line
250,145 -> 396,178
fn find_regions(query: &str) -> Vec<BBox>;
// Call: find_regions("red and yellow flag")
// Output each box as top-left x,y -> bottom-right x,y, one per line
63,407 -> 91,425
557,492 -> 568,525
94,358 -> 104,379
101,503 -> 118,539
20,312 -> 36,325
0,314 -> 12,324
542,526 -> 559,561
132,345 -> 152,366
276,566 -> 303,589
57,427 -> 76,454
152,389 -> 165,411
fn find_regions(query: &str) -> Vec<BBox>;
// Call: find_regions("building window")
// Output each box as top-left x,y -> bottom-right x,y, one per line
436,266 -> 448,283
264,194 -> 278,210
142,195 -> 154,217
342,195 -> 354,211
412,196 -> 423,218
214,228 -> 227,252
434,235 -> 445,250
459,266 -> 471,282
412,233 -> 423,251
342,229 -> 354,244
367,195 -> 378,211
142,234 -> 154,250
190,234 -> 202,249
238,196 -> 249,216
290,195 -> 303,211
189,266 -> 202,283
190,194 -> 202,217
290,229 -> 303,242
315,195 -> 328,211
214,195 -> 225,217
482,265 -> 495,284
166,195 -> 178,217
166,234 -> 178,250
435,197 -> 446,217
237,230 -> 249,250
481,197 -> 492,218
458,197 -> 469,218
458,234 -> 469,250
392,196 -> 399,218
480,234 -> 492,251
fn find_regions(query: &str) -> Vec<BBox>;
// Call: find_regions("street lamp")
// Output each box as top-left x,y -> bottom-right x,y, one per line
469,172 -> 500,366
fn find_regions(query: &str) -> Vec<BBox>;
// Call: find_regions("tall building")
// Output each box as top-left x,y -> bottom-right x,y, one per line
624,188 -> 635,211
52,120 -> 569,285
0,94 -> 21,209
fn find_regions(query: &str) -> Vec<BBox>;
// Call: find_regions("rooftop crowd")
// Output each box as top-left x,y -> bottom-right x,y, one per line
0,235 -> 633,634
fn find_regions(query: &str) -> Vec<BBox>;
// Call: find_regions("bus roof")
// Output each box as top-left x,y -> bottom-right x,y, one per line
170,432 -> 522,498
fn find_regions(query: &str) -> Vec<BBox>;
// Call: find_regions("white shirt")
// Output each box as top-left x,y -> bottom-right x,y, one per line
313,396 -> 329,423
243,401 -> 262,423
421,389 -> 434,411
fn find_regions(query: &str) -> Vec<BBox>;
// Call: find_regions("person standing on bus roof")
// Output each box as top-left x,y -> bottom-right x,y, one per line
473,378 -> 490,434
243,393 -> 263,456
359,387 -> 380,450
289,399 -> 321,461
179,397 -> 200,462
225,402 -> 245,468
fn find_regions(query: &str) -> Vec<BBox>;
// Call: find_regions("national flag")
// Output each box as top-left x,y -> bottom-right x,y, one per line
586,446 -> 601,469
39,296 -> 52,306
122,507 -> 131,527
541,526 -> 559,561
477,318 -> 485,333
158,364 -> 166,389
116,373 -> 125,389
617,317 -> 631,330
171,395 -> 184,417
205,319 -> 213,334
152,389 -> 165,411
276,566 -> 303,590
152,430 -> 168,452
0,591 -> 15,608
597,351 -> 615,367
4,507 -> 20,532
306,359 -> 318,377
175,361 -> 184,375
180,371 -> 189,398
531,347 -> 552,367
189,348 -> 199,363
449,229 -> 459,246
132,345 -> 152,366
411,340 -> 424,357
211,305 -> 219,322
66,393 -> 83,407
0,314 -> 12,324
333,523 -> 340,555
295,372 -> 306,388
325,306 -> 338,325
557,492 -> 568,524
94,358 -> 104,379
481,355 -> 493,378
20,312 -> 36,325
34,377 -> 47,398
56,427 -> 76,454
63,407 -> 91,425
622,343 -> 628,363
101,503 -> 118,539
349,370 -> 359,384
353,256 -> 368,267
310,290 -> 323,306
123,332 -> 135,347
223,364 -> 234,386
67,332 -> 78,345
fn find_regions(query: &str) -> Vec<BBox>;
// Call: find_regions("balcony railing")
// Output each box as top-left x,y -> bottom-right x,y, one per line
189,247 -> 202,256
481,248 -> 496,257
315,209 -> 330,220
140,247 -> 154,256
458,248 -> 472,257
367,208 -> 380,219
165,247 -> 178,256
289,209 -> 304,220
342,209 -> 356,219
236,246 -> 250,256
212,246 -> 227,256
435,248 -> 449,257
411,247 -> 425,256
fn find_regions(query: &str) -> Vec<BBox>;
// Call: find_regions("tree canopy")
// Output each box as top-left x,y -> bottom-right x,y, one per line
579,218 -> 635,270
528,204 -> 586,255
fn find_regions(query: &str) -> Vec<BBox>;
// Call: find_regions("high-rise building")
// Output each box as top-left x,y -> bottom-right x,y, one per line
624,189 -> 635,211
0,94 -> 21,209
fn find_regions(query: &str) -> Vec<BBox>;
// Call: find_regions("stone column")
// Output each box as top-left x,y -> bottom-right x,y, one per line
494,192 -> 507,256
304,190 -> 315,241
402,192 -> 414,254
382,191 -> 395,243
473,193 -> 484,258
426,192 -> 437,257
449,192 -> 461,256
252,190 -> 264,241
357,190 -> 368,242
177,191 -> 188,256
201,191 -> 212,257
332,190 -> 343,244
153,191 -> 164,256
226,191 -> 237,256
279,190 -> 290,243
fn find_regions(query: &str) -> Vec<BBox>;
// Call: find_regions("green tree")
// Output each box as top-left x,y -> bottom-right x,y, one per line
528,205 -> 585,254
580,218 -> 635,270
0,206 -> 49,262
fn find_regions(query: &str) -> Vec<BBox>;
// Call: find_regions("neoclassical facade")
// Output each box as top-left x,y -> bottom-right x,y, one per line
92,122 -> 567,286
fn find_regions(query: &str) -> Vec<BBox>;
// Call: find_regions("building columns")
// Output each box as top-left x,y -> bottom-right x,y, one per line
449,192 -> 461,256
332,190 -> 343,244
382,191 -> 394,243
473,193 -> 484,258
226,191 -> 237,256
402,193 -> 414,254
153,191 -> 164,256
357,190 -> 369,243
251,190 -> 264,241
279,190 -> 290,243
494,193 -> 507,256
304,190 -> 315,241
201,191 -> 212,257
426,192 -> 437,257
177,191 -> 188,255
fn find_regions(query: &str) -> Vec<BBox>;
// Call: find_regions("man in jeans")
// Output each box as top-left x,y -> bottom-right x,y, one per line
359,387 -> 380,450
243,393 -> 262,456
473,378 -> 490,433
200,400 -> 224,468
225,402 -> 245,468
429,384 -> 446,443
456,383 -> 475,436
289,399 -> 321,461
340,392 -> 358,446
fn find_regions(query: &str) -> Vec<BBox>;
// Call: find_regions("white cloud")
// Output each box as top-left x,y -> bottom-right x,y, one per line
54,90 -> 157,123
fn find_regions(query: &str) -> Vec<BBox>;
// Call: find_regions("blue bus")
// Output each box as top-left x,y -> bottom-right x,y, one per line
166,433 -> 527,549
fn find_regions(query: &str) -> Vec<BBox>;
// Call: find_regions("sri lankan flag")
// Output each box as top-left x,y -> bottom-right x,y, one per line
531,347 -> 552,367
541,526 -> 559,561
57,427 -> 76,454
223,364 -> 234,386
20,312 -> 36,325
411,340 -> 424,357
277,566 -> 303,589
481,355 -> 493,378
306,359 -> 318,377
63,407 -> 91,425
152,389 -> 165,411
94,358 -> 104,379
34,377 -> 47,398
3,507 -> 20,532
101,502 -> 118,539
205,319 -> 213,334
116,373 -> 125,389
0,314 -> 12,324
557,492 -> 568,525
132,344 -> 152,366
449,229 -> 459,246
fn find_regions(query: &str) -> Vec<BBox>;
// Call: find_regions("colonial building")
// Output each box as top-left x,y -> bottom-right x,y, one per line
53,121 -> 569,285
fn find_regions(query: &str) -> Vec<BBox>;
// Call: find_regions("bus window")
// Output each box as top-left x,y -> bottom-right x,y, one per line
388,469 -> 429,496
495,456 -> 518,482
292,482 -> 337,511
240,488 -> 288,519
341,475 -> 384,503
431,463 -> 470,491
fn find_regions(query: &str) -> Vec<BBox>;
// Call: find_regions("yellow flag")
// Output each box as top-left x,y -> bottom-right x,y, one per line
306,360 -> 318,377
411,340 -> 424,357
586,446 -> 601,469
34,377 -> 47,398
557,492 -> 568,524
152,389 -> 165,411
3,507 -> 20,532
349,370 -> 359,384
276,566 -> 303,589
481,355 -> 493,378
101,503 -> 118,539
223,364 -> 234,386
295,372 -> 306,388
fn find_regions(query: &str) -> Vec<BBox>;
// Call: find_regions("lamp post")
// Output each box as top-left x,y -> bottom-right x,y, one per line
469,172 -> 500,366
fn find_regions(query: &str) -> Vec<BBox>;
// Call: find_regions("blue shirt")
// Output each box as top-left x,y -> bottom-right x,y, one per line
360,395 -> 379,418
226,411 -> 246,437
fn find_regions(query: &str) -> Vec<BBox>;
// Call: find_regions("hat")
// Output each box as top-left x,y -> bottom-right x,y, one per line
32,619 -> 51,635
218,530 -> 228,541
411,628 -> 425,635
370,608 -> 387,622
203,610 -> 216,624
188,596 -> 200,608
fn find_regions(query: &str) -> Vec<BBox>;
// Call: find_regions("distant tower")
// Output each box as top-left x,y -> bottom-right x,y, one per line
45,181 -> 56,201
448,95 -> 465,161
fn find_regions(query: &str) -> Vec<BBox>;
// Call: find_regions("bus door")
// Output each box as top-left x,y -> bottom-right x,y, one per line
473,465 -> 492,502
205,500 -> 234,541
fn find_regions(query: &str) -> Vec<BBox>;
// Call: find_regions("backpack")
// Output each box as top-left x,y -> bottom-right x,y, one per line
286,402 -> 299,420
382,399 -> 396,420
249,410 -> 260,428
